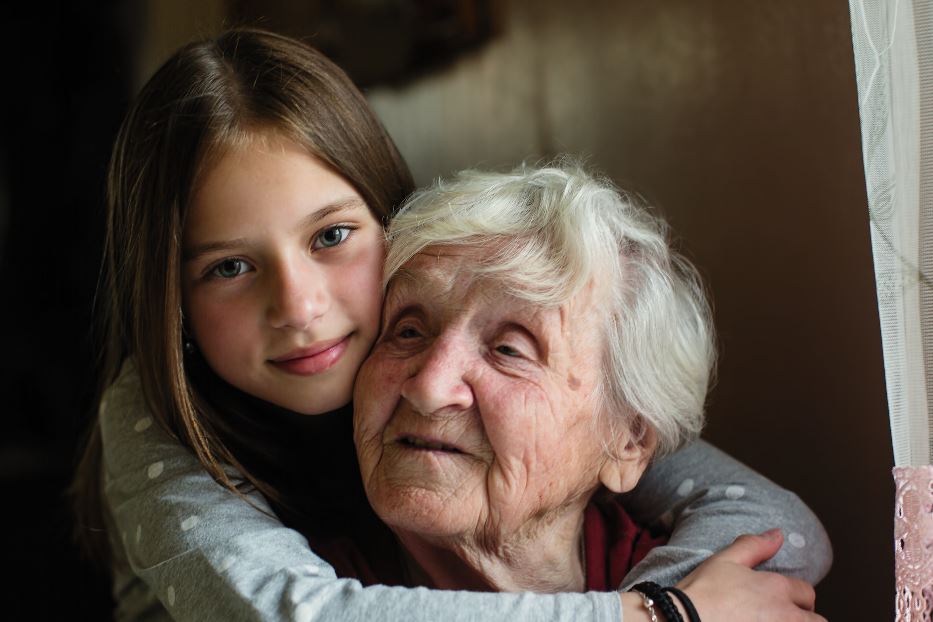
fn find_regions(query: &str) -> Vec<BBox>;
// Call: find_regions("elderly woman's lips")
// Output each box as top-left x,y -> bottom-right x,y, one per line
397,435 -> 463,453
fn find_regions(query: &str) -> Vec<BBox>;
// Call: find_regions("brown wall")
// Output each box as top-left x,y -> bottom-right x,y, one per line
370,1 -> 893,619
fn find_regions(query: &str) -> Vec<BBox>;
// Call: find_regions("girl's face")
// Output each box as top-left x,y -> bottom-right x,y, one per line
182,134 -> 385,415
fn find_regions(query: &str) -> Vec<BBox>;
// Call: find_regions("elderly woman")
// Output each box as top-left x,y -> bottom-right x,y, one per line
349,162 -> 825,621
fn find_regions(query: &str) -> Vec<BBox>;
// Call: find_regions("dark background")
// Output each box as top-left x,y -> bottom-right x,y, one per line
1,1 -> 892,619
2,1 -> 134,618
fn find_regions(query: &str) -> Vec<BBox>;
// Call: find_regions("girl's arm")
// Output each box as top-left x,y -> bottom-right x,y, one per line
101,362 -> 618,622
619,440 -> 832,589
100,362 -> 829,621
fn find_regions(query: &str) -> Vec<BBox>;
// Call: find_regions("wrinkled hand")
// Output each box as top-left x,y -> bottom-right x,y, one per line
675,529 -> 828,622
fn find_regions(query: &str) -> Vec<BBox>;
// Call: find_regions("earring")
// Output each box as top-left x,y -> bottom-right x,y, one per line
184,340 -> 196,355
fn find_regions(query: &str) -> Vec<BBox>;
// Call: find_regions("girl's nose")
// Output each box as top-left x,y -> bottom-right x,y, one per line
267,260 -> 330,330
400,333 -> 475,417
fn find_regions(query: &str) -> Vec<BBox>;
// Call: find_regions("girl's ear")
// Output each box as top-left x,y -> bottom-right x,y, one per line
599,426 -> 657,494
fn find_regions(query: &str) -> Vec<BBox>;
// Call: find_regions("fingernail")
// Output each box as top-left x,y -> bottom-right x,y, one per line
760,528 -> 782,541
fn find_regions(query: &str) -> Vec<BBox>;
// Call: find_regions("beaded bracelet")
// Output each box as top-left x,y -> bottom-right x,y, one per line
634,589 -> 660,622
662,586 -> 702,622
631,582 -> 684,622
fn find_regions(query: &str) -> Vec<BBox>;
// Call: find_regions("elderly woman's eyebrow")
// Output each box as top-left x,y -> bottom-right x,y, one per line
387,264 -> 460,301
382,271 -> 427,332
384,268 -> 420,305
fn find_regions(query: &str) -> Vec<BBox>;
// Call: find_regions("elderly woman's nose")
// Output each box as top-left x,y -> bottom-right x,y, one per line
266,260 -> 330,330
400,335 -> 474,416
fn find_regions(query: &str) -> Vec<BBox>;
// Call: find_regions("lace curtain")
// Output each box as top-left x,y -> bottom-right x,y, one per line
848,0 -> 933,618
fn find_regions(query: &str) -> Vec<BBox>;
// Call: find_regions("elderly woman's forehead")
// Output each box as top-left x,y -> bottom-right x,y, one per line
387,249 -> 601,322
410,247 -> 476,268
388,247 -> 479,286
387,251 -> 463,297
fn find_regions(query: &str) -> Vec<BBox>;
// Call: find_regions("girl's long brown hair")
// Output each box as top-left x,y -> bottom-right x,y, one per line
72,28 -> 414,563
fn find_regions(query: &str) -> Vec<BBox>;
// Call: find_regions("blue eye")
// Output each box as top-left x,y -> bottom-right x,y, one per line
211,258 -> 252,279
313,226 -> 352,249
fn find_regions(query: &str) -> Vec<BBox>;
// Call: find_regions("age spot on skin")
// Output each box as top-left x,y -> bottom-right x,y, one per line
567,374 -> 581,390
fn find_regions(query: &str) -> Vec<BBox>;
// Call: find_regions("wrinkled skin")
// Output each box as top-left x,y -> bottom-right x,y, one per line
353,246 -> 650,592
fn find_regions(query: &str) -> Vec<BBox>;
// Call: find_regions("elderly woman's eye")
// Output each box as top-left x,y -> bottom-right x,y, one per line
495,344 -> 522,357
397,325 -> 422,339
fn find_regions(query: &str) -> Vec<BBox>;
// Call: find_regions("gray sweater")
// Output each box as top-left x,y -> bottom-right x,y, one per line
100,361 -> 831,622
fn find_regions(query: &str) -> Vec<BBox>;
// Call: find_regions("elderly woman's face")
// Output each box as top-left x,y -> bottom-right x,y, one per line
353,246 -> 624,544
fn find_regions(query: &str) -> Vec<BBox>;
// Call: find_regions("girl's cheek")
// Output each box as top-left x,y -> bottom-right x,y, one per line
345,246 -> 388,340
188,293 -> 255,354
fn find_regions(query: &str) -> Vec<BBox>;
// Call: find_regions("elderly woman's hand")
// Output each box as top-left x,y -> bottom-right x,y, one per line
675,529 -> 826,621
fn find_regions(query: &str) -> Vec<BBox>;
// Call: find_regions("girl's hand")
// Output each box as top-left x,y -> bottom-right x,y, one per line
675,528 -> 828,622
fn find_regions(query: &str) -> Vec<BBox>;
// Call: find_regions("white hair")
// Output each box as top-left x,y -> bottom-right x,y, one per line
384,159 -> 716,458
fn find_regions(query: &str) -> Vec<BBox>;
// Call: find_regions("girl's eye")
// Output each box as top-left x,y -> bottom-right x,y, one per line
495,344 -> 522,358
313,226 -> 352,249
211,258 -> 252,279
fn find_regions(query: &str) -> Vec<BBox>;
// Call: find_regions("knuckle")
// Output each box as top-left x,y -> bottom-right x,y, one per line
761,572 -> 785,590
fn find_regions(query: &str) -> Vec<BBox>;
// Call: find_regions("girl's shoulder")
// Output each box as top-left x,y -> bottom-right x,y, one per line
101,358 -> 144,416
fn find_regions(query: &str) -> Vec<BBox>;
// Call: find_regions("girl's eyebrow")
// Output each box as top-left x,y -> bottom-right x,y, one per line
183,196 -> 367,261
293,196 -> 367,233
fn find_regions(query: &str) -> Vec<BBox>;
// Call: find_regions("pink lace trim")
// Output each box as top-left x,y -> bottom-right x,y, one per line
895,466 -> 933,620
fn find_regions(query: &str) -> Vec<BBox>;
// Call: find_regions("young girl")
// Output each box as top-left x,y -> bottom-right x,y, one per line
74,29 -> 831,622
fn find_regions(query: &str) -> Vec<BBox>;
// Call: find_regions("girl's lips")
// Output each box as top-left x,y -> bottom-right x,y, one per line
269,336 -> 350,376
